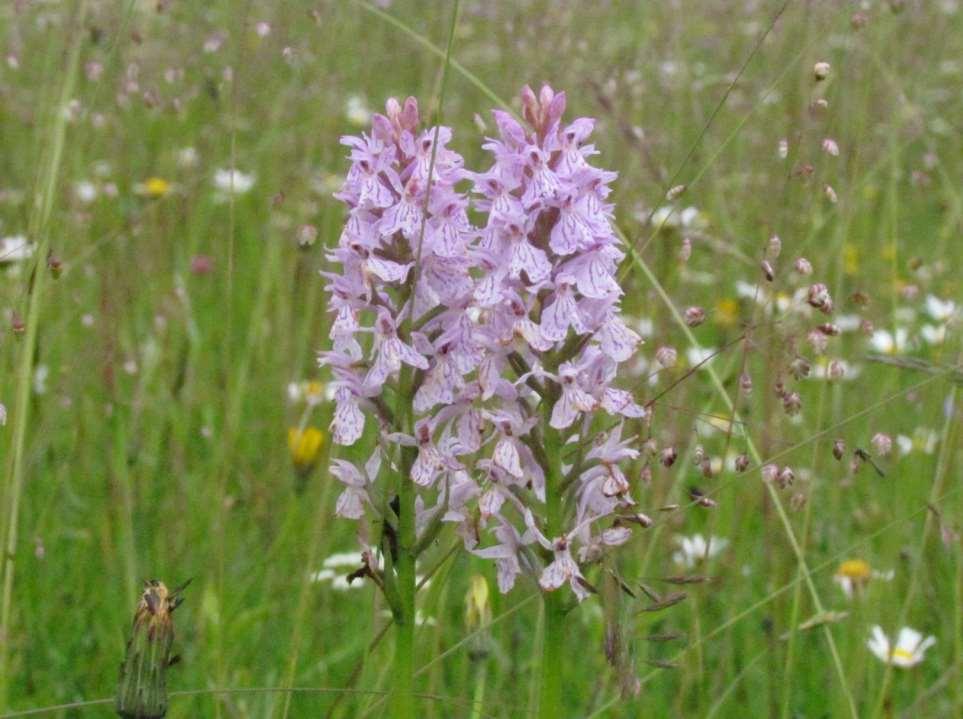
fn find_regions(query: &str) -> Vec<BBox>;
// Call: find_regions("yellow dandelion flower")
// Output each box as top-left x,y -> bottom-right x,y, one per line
136,177 -> 172,199
834,558 -> 893,598
288,426 -> 324,474
714,297 -> 739,326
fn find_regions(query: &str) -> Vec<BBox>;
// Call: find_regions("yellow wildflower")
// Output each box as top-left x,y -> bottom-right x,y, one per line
136,177 -> 172,199
834,558 -> 893,598
714,297 -> 739,326
464,574 -> 493,660
465,575 -> 491,631
288,426 -> 325,474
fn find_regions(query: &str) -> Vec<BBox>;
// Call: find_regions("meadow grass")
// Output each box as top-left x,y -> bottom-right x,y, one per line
0,1 -> 960,717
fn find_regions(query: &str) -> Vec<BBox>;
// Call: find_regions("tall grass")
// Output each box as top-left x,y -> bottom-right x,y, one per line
0,1 -> 960,717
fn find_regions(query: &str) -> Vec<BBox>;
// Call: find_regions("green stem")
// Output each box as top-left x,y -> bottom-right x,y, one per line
392,549 -> 416,719
538,412 -> 565,719
469,661 -> 488,719
390,365 -> 418,719
0,3 -> 86,708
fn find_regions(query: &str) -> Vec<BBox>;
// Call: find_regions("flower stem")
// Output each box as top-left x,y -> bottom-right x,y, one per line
390,366 -> 418,719
391,543 -> 416,719
538,413 -> 565,719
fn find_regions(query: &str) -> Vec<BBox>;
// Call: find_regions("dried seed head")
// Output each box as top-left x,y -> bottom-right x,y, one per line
627,512 -> 654,528
827,359 -> 845,380
692,445 -> 706,465
832,439 -> 846,460
761,464 -> 779,484
735,454 -> 750,473
639,465 -> 653,485
777,466 -> 795,489
821,138 -> 840,157
47,254 -> 63,279
807,329 -> 829,354
684,306 -> 705,327
700,459 -> 713,479
660,447 -> 677,468
679,237 -> 692,263
795,257 -> 813,275
761,259 -> 775,282
818,323 -> 841,337
296,224 -> 318,248
790,492 -> 807,511
790,356 -> 812,380
782,391 -> 802,416
807,284 -> 833,314
655,346 -> 677,368
871,432 -> 892,457
813,62 -> 831,81
739,372 -> 753,394
824,184 -> 838,204
666,184 -> 686,201
767,235 -> 782,259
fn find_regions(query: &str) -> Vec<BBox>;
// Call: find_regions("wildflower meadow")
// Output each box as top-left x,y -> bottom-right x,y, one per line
0,1 -> 960,717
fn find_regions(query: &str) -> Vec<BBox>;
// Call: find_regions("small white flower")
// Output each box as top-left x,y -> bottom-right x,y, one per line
870,328 -> 910,355
0,235 -> 34,263
672,534 -> 728,568
323,551 -> 367,569
213,168 -> 255,197
75,180 -> 98,204
920,324 -> 946,346
924,295 -> 956,323
345,95 -> 372,127
628,316 -> 654,338
896,428 -> 939,456
686,346 -> 717,370
310,568 -> 335,583
33,365 -> 49,395
867,626 -> 935,668
178,147 -> 199,168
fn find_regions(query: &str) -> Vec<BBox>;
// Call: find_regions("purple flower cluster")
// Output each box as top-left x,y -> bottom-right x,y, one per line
321,86 -> 647,601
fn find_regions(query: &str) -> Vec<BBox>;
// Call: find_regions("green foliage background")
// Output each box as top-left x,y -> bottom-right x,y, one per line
0,1 -> 960,716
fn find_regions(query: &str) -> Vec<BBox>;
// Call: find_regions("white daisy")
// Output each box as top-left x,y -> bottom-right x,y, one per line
672,534 -> 728,568
213,168 -> 255,197
867,626 -> 935,668
870,328 -> 910,355
924,295 -> 956,323
0,235 -> 34,263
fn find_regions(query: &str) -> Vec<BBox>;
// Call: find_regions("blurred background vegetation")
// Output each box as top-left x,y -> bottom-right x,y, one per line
0,0 -> 960,716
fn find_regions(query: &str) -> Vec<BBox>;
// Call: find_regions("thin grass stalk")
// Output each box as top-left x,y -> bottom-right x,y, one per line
870,381 -> 959,719
0,2 -> 86,707
624,245 -> 860,719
